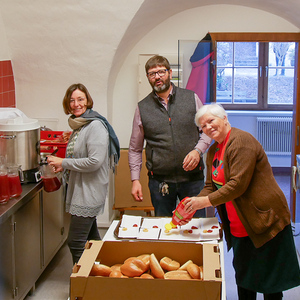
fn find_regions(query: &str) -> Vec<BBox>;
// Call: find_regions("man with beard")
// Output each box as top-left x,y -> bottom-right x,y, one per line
128,55 -> 211,217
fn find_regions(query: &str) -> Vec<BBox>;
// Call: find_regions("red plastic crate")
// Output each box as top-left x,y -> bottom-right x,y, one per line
40,131 -> 68,158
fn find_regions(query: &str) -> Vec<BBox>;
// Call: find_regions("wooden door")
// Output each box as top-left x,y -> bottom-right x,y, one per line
291,43 -> 300,223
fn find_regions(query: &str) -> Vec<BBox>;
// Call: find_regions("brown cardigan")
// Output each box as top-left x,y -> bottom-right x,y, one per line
200,127 -> 291,249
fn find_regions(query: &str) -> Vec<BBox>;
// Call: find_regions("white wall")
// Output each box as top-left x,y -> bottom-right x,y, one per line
0,0 -> 144,130
0,2 -> 299,225
0,14 -> 9,59
112,5 -> 299,148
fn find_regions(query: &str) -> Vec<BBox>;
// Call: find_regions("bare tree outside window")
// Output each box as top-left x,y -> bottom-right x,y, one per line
216,41 -> 295,109
268,42 -> 295,105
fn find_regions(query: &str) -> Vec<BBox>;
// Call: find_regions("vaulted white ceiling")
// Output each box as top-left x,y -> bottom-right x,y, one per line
0,0 -> 298,125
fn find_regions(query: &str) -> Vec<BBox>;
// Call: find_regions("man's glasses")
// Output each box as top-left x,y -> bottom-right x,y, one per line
147,69 -> 169,79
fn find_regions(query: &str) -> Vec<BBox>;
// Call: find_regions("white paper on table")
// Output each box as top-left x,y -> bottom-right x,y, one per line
141,218 -> 164,229
137,227 -> 161,240
117,215 -> 220,241
118,215 -> 142,238
118,226 -> 140,238
180,218 -> 202,230
201,217 -> 220,230
159,227 -> 201,242
159,217 -> 200,241
120,215 -> 142,228
199,217 -> 221,240
159,217 -> 220,242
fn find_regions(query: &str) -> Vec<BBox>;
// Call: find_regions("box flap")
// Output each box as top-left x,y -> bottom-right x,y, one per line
70,240 -> 104,298
203,243 -> 222,282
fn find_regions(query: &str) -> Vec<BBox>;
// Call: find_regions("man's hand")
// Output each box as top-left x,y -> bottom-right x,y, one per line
131,180 -> 143,201
182,149 -> 201,171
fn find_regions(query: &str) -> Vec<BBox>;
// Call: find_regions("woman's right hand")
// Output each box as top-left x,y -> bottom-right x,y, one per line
47,155 -> 64,173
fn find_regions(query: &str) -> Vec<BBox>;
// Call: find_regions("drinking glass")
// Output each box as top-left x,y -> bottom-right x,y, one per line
0,161 -> 10,204
7,164 -> 22,198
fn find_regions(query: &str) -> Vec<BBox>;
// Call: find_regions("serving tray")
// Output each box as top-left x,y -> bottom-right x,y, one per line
114,214 -> 222,242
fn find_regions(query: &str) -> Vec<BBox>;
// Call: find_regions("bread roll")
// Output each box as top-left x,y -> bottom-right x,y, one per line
111,263 -> 122,272
120,257 -> 147,277
187,263 -> 201,279
90,263 -> 112,276
140,273 -> 154,279
109,270 -> 124,277
124,256 -> 137,264
149,253 -> 165,279
137,254 -> 150,270
160,257 -> 180,271
179,260 -> 193,270
164,270 -> 192,280
199,265 -> 204,280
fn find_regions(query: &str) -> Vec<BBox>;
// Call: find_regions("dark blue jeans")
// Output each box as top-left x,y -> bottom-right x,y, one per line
148,178 -> 205,217
67,215 -> 100,264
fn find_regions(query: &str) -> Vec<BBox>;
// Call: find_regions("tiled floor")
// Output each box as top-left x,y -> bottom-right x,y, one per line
24,170 -> 300,300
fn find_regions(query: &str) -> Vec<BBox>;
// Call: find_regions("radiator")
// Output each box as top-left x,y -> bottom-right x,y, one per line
256,117 -> 292,155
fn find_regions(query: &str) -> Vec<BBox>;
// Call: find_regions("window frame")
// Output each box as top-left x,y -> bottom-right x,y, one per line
210,32 -> 300,111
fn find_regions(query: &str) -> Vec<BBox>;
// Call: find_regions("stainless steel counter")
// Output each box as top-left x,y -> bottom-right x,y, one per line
0,181 -> 68,300
0,181 -> 43,225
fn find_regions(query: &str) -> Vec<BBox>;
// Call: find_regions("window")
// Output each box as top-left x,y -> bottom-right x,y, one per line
216,41 -> 295,110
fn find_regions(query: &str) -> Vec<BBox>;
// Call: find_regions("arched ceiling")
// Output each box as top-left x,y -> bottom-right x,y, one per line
108,0 -> 300,100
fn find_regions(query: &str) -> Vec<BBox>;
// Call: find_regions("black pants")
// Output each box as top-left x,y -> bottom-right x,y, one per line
67,215 -> 100,264
238,286 -> 283,300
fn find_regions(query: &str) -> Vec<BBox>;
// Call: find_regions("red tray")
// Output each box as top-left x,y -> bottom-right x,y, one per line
40,131 -> 68,158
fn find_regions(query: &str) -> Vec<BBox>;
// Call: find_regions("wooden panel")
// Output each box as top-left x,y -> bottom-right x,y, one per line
291,43 -> 300,222
114,149 -> 153,209
210,32 -> 300,42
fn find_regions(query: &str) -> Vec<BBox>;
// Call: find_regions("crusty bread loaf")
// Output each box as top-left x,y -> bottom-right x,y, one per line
149,253 -> 165,278
160,256 -> 180,271
90,263 -> 112,277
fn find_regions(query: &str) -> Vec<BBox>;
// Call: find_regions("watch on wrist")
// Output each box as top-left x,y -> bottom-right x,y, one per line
194,148 -> 203,157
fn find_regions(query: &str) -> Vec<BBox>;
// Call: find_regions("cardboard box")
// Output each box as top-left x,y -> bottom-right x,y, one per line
114,149 -> 153,208
70,240 -> 222,300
